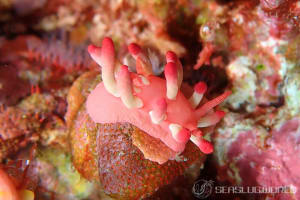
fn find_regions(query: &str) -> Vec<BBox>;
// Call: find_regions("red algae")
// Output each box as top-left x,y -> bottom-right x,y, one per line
26,35 -> 93,72
0,64 -> 31,106
225,119 -> 300,199
0,167 -> 19,200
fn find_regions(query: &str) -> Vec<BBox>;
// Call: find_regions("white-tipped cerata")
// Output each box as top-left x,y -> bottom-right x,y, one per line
197,110 -> 225,127
190,134 -> 213,154
166,51 -> 183,88
169,124 -> 190,143
88,37 -> 119,97
195,90 -> 231,118
117,65 -> 143,109
189,82 -> 207,108
128,43 -> 153,76
165,62 -> 179,100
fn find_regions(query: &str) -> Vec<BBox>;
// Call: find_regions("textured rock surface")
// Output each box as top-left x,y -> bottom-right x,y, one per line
214,113 -> 300,199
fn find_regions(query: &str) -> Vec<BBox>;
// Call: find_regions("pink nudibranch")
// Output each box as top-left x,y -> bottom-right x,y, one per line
87,37 -> 231,163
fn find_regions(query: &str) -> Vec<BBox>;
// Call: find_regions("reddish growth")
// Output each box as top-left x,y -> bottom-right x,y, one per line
0,163 -> 35,200
87,37 -> 230,164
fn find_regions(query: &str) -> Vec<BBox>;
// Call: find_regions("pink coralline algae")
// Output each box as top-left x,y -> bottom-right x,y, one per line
87,37 -> 231,163
223,118 -> 300,199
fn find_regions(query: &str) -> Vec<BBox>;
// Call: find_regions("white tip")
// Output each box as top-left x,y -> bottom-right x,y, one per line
189,93 -> 204,109
197,111 -> 225,127
169,123 -> 190,143
149,98 -> 167,124
189,82 -> 207,108
149,111 -> 166,124
139,75 -> 150,85
165,62 -> 179,100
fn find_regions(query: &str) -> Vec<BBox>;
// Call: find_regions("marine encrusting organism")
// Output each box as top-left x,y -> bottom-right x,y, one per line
87,37 -> 231,164
0,163 -> 35,200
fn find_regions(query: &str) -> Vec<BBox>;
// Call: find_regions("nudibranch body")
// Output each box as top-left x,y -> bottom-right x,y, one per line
87,37 -> 230,163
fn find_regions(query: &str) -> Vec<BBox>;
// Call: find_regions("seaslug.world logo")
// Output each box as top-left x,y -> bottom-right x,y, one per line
192,179 -> 214,199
